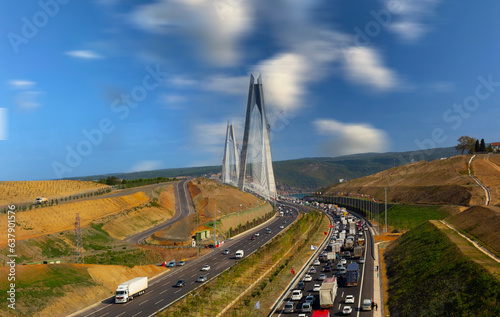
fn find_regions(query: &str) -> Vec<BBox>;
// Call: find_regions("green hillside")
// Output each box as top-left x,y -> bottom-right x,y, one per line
384,221 -> 500,316
70,147 -> 459,191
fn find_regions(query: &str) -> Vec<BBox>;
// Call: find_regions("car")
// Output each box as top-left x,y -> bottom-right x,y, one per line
177,261 -> 185,266
305,295 -> 315,304
255,232 -> 260,237
301,302 -> 312,313
340,258 -> 347,265
323,265 -> 332,272
266,229 -> 272,234
312,284 -> 321,292
201,264 -> 211,271
284,302 -> 295,313
344,251 -> 351,257
197,275 -> 208,282
335,272 -> 343,278
337,262 -> 344,270
250,236 -> 256,240
309,267 -> 316,274
362,299 -> 372,310
313,259 -> 321,266
291,290 -> 303,301
280,225 -> 284,229
303,274 -> 312,282
359,257 -> 365,264
343,306 -> 352,315
175,279 -> 186,287
167,261 -> 176,267
318,273 -> 326,281
358,231 -> 363,237
296,281 -> 305,290
223,249 -> 230,255
345,295 -> 355,304
339,267 -> 347,274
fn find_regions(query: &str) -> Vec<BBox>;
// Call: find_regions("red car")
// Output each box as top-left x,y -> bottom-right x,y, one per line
250,236 -> 256,240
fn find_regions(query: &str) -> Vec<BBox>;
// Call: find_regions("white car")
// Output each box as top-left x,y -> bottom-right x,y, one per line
345,295 -> 355,304
340,258 -> 347,265
313,259 -> 321,266
255,232 -> 260,237
280,225 -> 284,229
301,302 -> 312,313
343,306 -> 352,315
291,290 -> 303,301
318,274 -> 326,281
303,274 -> 312,282
201,264 -> 210,271
312,284 -> 321,292
359,257 -> 365,264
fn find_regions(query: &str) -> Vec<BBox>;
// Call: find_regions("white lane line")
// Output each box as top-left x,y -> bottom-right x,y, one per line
155,299 -> 164,305
116,313 -> 126,317
341,291 -> 344,297
100,313 -> 109,317
131,311 -> 142,317
175,289 -> 183,293
138,299 -> 148,306
160,289 -> 168,295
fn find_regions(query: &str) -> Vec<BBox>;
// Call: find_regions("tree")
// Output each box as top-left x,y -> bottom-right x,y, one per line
487,144 -> 494,153
456,136 -> 476,155
474,139 -> 480,153
480,139 -> 486,152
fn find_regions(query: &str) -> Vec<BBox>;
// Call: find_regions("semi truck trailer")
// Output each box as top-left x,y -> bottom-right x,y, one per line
115,277 -> 148,303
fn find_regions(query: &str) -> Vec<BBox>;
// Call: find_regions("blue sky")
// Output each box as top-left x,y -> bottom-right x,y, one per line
1,0 -> 500,181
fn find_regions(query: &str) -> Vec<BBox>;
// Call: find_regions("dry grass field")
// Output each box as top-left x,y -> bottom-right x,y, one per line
0,180 -> 109,205
471,154 -> 500,206
0,192 -> 150,243
323,155 -> 484,205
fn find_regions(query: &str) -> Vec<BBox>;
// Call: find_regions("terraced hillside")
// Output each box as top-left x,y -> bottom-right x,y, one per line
0,180 -> 109,206
321,155 -> 484,205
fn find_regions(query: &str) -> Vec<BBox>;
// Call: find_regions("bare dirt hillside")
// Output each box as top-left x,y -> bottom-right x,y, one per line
0,192 -> 150,242
471,154 -> 500,206
447,205 -> 500,257
0,180 -> 109,205
0,263 -> 166,317
322,155 -> 483,205
149,178 -> 273,245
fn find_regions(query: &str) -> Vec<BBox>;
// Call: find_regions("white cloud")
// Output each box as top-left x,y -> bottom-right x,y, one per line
161,94 -> 187,109
343,47 -> 397,91
129,160 -> 163,172
130,0 -> 253,66
191,119 -> 243,158
203,75 -> 249,95
8,80 -> 35,90
314,118 -> 389,156
170,76 -> 198,87
385,0 -> 441,43
65,50 -> 103,59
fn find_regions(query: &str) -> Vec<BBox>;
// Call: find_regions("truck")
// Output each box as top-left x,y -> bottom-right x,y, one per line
235,250 -> 244,259
344,238 -> 354,251
331,243 -> 341,253
35,197 -> 48,204
358,237 -> 365,246
353,246 -> 363,258
326,252 -> 336,260
346,262 -> 359,286
312,310 -> 330,317
115,277 -> 148,303
319,277 -> 338,308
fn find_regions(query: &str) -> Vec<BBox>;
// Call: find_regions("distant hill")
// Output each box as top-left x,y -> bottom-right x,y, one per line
70,147 -> 460,192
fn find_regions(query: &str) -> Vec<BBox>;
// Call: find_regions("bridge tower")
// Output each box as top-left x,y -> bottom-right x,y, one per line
222,122 -> 240,186
238,74 -> 276,200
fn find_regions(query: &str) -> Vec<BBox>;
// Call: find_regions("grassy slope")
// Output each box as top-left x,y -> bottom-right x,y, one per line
384,221 -> 500,317
321,155 -> 484,205
379,204 -> 452,231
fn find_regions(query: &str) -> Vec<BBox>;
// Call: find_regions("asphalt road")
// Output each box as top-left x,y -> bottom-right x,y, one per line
125,179 -> 193,244
73,204 -> 298,317
274,207 -> 375,317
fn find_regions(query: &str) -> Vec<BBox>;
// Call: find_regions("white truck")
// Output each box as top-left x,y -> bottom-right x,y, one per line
35,197 -> 48,204
235,250 -> 244,259
319,277 -> 338,308
353,246 -> 363,258
115,277 -> 148,303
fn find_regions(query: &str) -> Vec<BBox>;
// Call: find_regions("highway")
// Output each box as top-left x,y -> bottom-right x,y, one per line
273,205 -> 376,317
73,203 -> 300,317
125,179 -> 194,244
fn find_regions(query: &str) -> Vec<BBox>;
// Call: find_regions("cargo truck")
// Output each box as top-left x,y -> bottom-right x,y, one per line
358,237 -> 365,246
319,277 -> 338,308
235,250 -> 244,259
312,310 -> 331,317
344,238 -> 354,251
115,277 -> 148,303
331,243 -> 341,253
353,246 -> 363,258
346,262 -> 359,286
35,197 -> 48,204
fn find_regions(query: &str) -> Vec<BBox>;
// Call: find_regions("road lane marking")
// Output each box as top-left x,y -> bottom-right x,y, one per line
138,299 -> 148,305
116,313 -> 126,317
160,289 -> 168,295
175,289 -> 183,293
100,313 -> 109,317
131,311 -> 142,317
155,299 -> 164,305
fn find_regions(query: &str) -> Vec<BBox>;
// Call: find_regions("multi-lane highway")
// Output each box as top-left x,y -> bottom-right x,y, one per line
274,205 -> 376,316
74,203 -> 300,317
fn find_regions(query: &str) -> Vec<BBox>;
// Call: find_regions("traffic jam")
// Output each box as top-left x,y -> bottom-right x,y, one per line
279,204 -> 374,316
